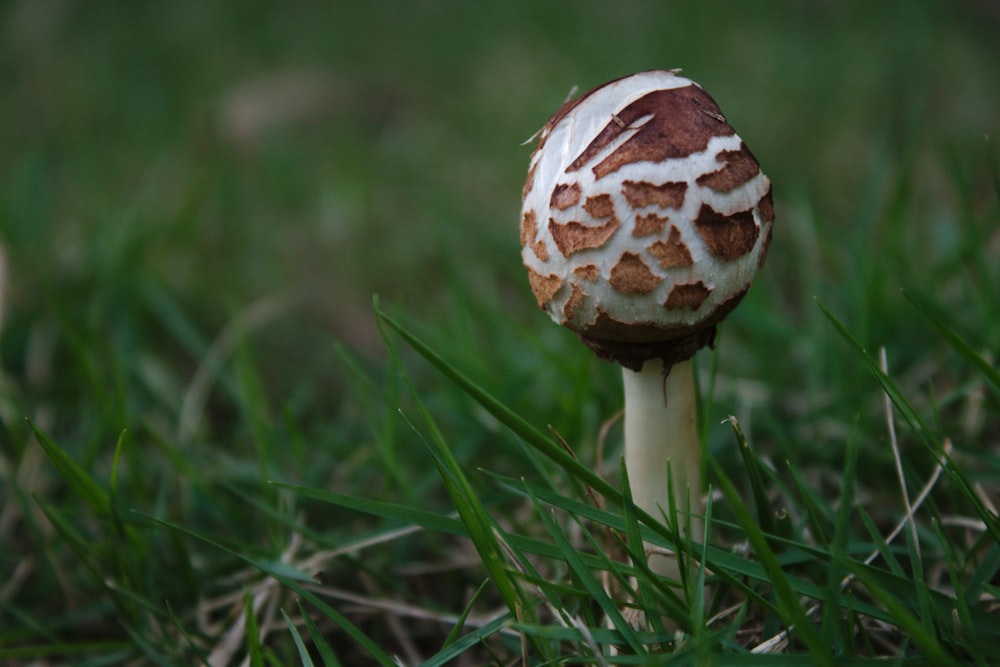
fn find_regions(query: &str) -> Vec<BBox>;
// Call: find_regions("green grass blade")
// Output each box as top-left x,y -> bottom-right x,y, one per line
442,579 -> 490,648
844,561 -> 959,667
731,416 -> 778,540
28,419 -> 110,517
965,541 -> 1000,607
903,289 -> 1000,396
528,488 -> 644,655
297,600 -> 341,667
393,404 -> 550,659
823,423 -> 860,652
374,304 -> 621,503
422,611 -> 515,667
281,608 -> 315,667
710,443 -> 830,665
245,593 -> 264,667
271,481 -> 467,537
817,300 -> 939,450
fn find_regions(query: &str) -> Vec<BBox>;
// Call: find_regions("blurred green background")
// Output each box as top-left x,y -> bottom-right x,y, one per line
2,0 -> 998,483
2,0 -> 998,497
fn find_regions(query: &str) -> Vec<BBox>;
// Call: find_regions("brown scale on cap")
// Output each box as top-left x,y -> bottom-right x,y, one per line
573,264 -> 600,281
633,212 -> 669,237
757,187 -> 775,268
622,180 -> 688,210
526,267 -> 562,307
647,226 -> 694,268
697,143 -> 761,193
694,205 -> 759,261
567,86 -> 735,179
664,281 -> 712,310
522,162 -> 537,200
583,194 -> 616,219
548,216 -> 621,257
550,182 -> 581,210
563,283 -> 587,321
609,252 -> 661,294
520,210 -> 549,262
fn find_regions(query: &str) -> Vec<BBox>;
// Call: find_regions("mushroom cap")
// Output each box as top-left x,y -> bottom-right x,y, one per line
520,70 -> 773,369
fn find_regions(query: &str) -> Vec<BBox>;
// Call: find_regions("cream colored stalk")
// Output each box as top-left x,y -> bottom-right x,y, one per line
623,359 -> 701,581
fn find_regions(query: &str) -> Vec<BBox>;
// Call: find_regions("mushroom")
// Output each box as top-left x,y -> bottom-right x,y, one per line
520,70 -> 773,582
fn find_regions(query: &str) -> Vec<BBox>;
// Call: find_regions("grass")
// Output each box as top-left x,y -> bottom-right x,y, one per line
1,0 -> 999,664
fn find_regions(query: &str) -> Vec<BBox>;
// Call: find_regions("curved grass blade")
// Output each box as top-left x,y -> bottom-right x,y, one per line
902,289 -> 1000,396
281,608 -> 315,667
29,419 -> 109,517
374,304 -> 620,503
297,600 -> 342,667
529,492 -> 644,654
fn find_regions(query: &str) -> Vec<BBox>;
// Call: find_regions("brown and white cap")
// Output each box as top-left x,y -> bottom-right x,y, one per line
520,70 -> 773,370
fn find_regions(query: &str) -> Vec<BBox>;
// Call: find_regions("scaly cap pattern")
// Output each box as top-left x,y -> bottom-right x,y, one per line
520,70 -> 773,369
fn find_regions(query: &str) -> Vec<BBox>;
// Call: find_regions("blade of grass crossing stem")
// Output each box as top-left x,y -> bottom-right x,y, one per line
619,461 -> 692,633
281,608 -> 314,667
843,561 -> 959,666
697,346 -> 721,490
526,486 -> 645,654
297,600 -> 342,667
374,303 -> 619,502
710,435 -> 830,663
141,514 -> 398,667
819,300 -> 1000,546
485,468 -> 787,614
903,290 -> 1000,395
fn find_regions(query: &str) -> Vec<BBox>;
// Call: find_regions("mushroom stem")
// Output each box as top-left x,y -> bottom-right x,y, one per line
622,358 -> 702,582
